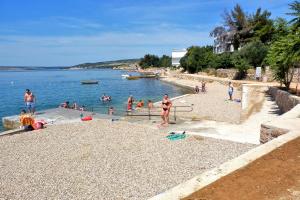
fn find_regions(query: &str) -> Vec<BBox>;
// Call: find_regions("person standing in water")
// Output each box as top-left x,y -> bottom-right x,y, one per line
127,95 -> 134,111
228,82 -> 234,101
161,94 -> 172,125
24,89 -> 36,114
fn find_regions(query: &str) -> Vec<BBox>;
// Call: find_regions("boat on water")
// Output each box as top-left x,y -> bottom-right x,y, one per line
80,80 -> 99,84
126,74 -> 159,80
121,74 -> 130,78
126,76 -> 140,80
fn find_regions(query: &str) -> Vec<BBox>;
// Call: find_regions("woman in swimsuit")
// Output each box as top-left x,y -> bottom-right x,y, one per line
161,94 -> 172,125
127,95 -> 134,111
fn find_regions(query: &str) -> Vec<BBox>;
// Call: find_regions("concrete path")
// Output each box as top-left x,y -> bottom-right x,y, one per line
167,94 -> 280,144
2,108 -> 119,131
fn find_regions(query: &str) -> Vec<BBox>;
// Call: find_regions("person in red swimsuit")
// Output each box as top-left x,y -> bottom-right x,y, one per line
127,95 -> 134,111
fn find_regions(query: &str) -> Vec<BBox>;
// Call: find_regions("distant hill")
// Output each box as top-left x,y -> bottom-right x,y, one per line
69,58 -> 140,69
0,58 -> 141,71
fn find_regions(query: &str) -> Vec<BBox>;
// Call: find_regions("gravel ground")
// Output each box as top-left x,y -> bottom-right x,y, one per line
0,120 -> 255,200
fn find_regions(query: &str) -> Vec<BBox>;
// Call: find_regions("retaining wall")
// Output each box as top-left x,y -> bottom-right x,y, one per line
260,88 -> 300,144
268,87 -> 300,113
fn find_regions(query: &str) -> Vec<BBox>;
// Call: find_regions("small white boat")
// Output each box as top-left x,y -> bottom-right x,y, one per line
121,74 -> 129,78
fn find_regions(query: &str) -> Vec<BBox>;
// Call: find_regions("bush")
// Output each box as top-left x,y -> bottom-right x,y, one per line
179,46 -> 214,73
139,54 -> 160,69
213,52 -> 235,69
238,40 -> 268,68
232,52 -> 250,79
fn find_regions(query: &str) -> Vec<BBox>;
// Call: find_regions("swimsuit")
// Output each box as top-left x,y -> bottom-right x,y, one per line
162,101 -> 170,111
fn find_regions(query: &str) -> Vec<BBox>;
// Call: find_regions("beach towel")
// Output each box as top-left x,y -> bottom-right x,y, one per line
166,133 -> 186,141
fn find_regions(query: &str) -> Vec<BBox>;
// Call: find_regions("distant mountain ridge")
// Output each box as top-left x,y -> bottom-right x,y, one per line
69,58 -> 140,69
0,58 -> 141,70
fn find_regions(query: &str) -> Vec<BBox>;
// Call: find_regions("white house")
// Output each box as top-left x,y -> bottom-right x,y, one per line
172,49 -> 187,67
213,32 -> 234,54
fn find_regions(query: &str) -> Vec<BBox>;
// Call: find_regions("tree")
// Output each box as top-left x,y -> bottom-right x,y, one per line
238,40 -> 268,68
266,33 -> 299,89
159,55 -> 172,67
223,4 -> 251,49
287,1 -> 300,30
232,52 -> 250,79
273,18 -> 289,40
139,54 -> 160,69
249,8 -> 275,44
211,52 -> 234,69
179,46 -> 214,73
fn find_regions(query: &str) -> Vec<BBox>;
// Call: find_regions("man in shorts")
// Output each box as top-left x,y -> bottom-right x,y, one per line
24,89 -> 36,114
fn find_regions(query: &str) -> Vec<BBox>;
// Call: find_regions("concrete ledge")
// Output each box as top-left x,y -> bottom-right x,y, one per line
149,131 -> 300,200
260,104 -> 300,143
0,129 -> 25,137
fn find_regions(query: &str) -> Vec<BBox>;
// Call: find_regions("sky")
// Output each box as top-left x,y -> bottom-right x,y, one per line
0,0 -> 292,66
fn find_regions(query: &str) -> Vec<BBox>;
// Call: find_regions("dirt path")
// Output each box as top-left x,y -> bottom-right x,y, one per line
183,137 -> 300,200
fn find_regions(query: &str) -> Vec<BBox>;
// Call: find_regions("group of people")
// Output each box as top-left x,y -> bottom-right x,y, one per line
101,94 -> 112,102
127,96 -> 154,111
59,101 -> 86,111
195,80 -> 207,94
22,80 -> 235,130
127,94 -> 172,126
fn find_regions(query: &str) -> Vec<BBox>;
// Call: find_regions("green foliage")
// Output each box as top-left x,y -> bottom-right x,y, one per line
232,51 -> 250,78
159,55 -> 172,68
139,54 -> 160,69
238,41 -> 268,68
273,18 -> 289,40
266,31 -> 299,89
287,1 -> 300,30
179,46 -> 214,73
139,54 -> 172,69
213,53 -> 235,69
214,4 -> 276,49
249,8 -> 275,44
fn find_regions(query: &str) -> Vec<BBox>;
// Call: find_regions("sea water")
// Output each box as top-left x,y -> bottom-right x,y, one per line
0,68 -> 188,131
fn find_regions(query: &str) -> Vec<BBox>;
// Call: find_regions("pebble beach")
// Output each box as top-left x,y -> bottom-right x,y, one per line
0,119 -> 255,199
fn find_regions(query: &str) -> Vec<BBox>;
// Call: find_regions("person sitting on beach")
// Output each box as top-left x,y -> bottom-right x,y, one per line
108,107 -> 115,115
24,89 -> 36,114
60,101 -> 70,108
19,109 -> 45,131
228,82 -> 234,101
201,80 -> 206,92
148,100 -> 154,110
127,95 -> 134,111
161,94 -> 172,126
195,86 -> 200,94
136,100 -> 144,108
79,105 -> 86,111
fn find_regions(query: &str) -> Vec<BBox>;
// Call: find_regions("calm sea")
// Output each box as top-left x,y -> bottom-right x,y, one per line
0,69 -> 188,131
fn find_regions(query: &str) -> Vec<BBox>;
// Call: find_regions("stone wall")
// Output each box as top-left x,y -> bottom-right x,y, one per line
268,87 -> 300,113
260,93 -> 300,144
260,124 -> 289,144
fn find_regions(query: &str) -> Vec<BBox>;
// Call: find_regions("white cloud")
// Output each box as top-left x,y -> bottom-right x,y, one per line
0,28 -> 213,66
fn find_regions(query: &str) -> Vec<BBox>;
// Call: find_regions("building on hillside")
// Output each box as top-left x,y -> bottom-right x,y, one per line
213,31 -> 234,54
172,49 -> 187,67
